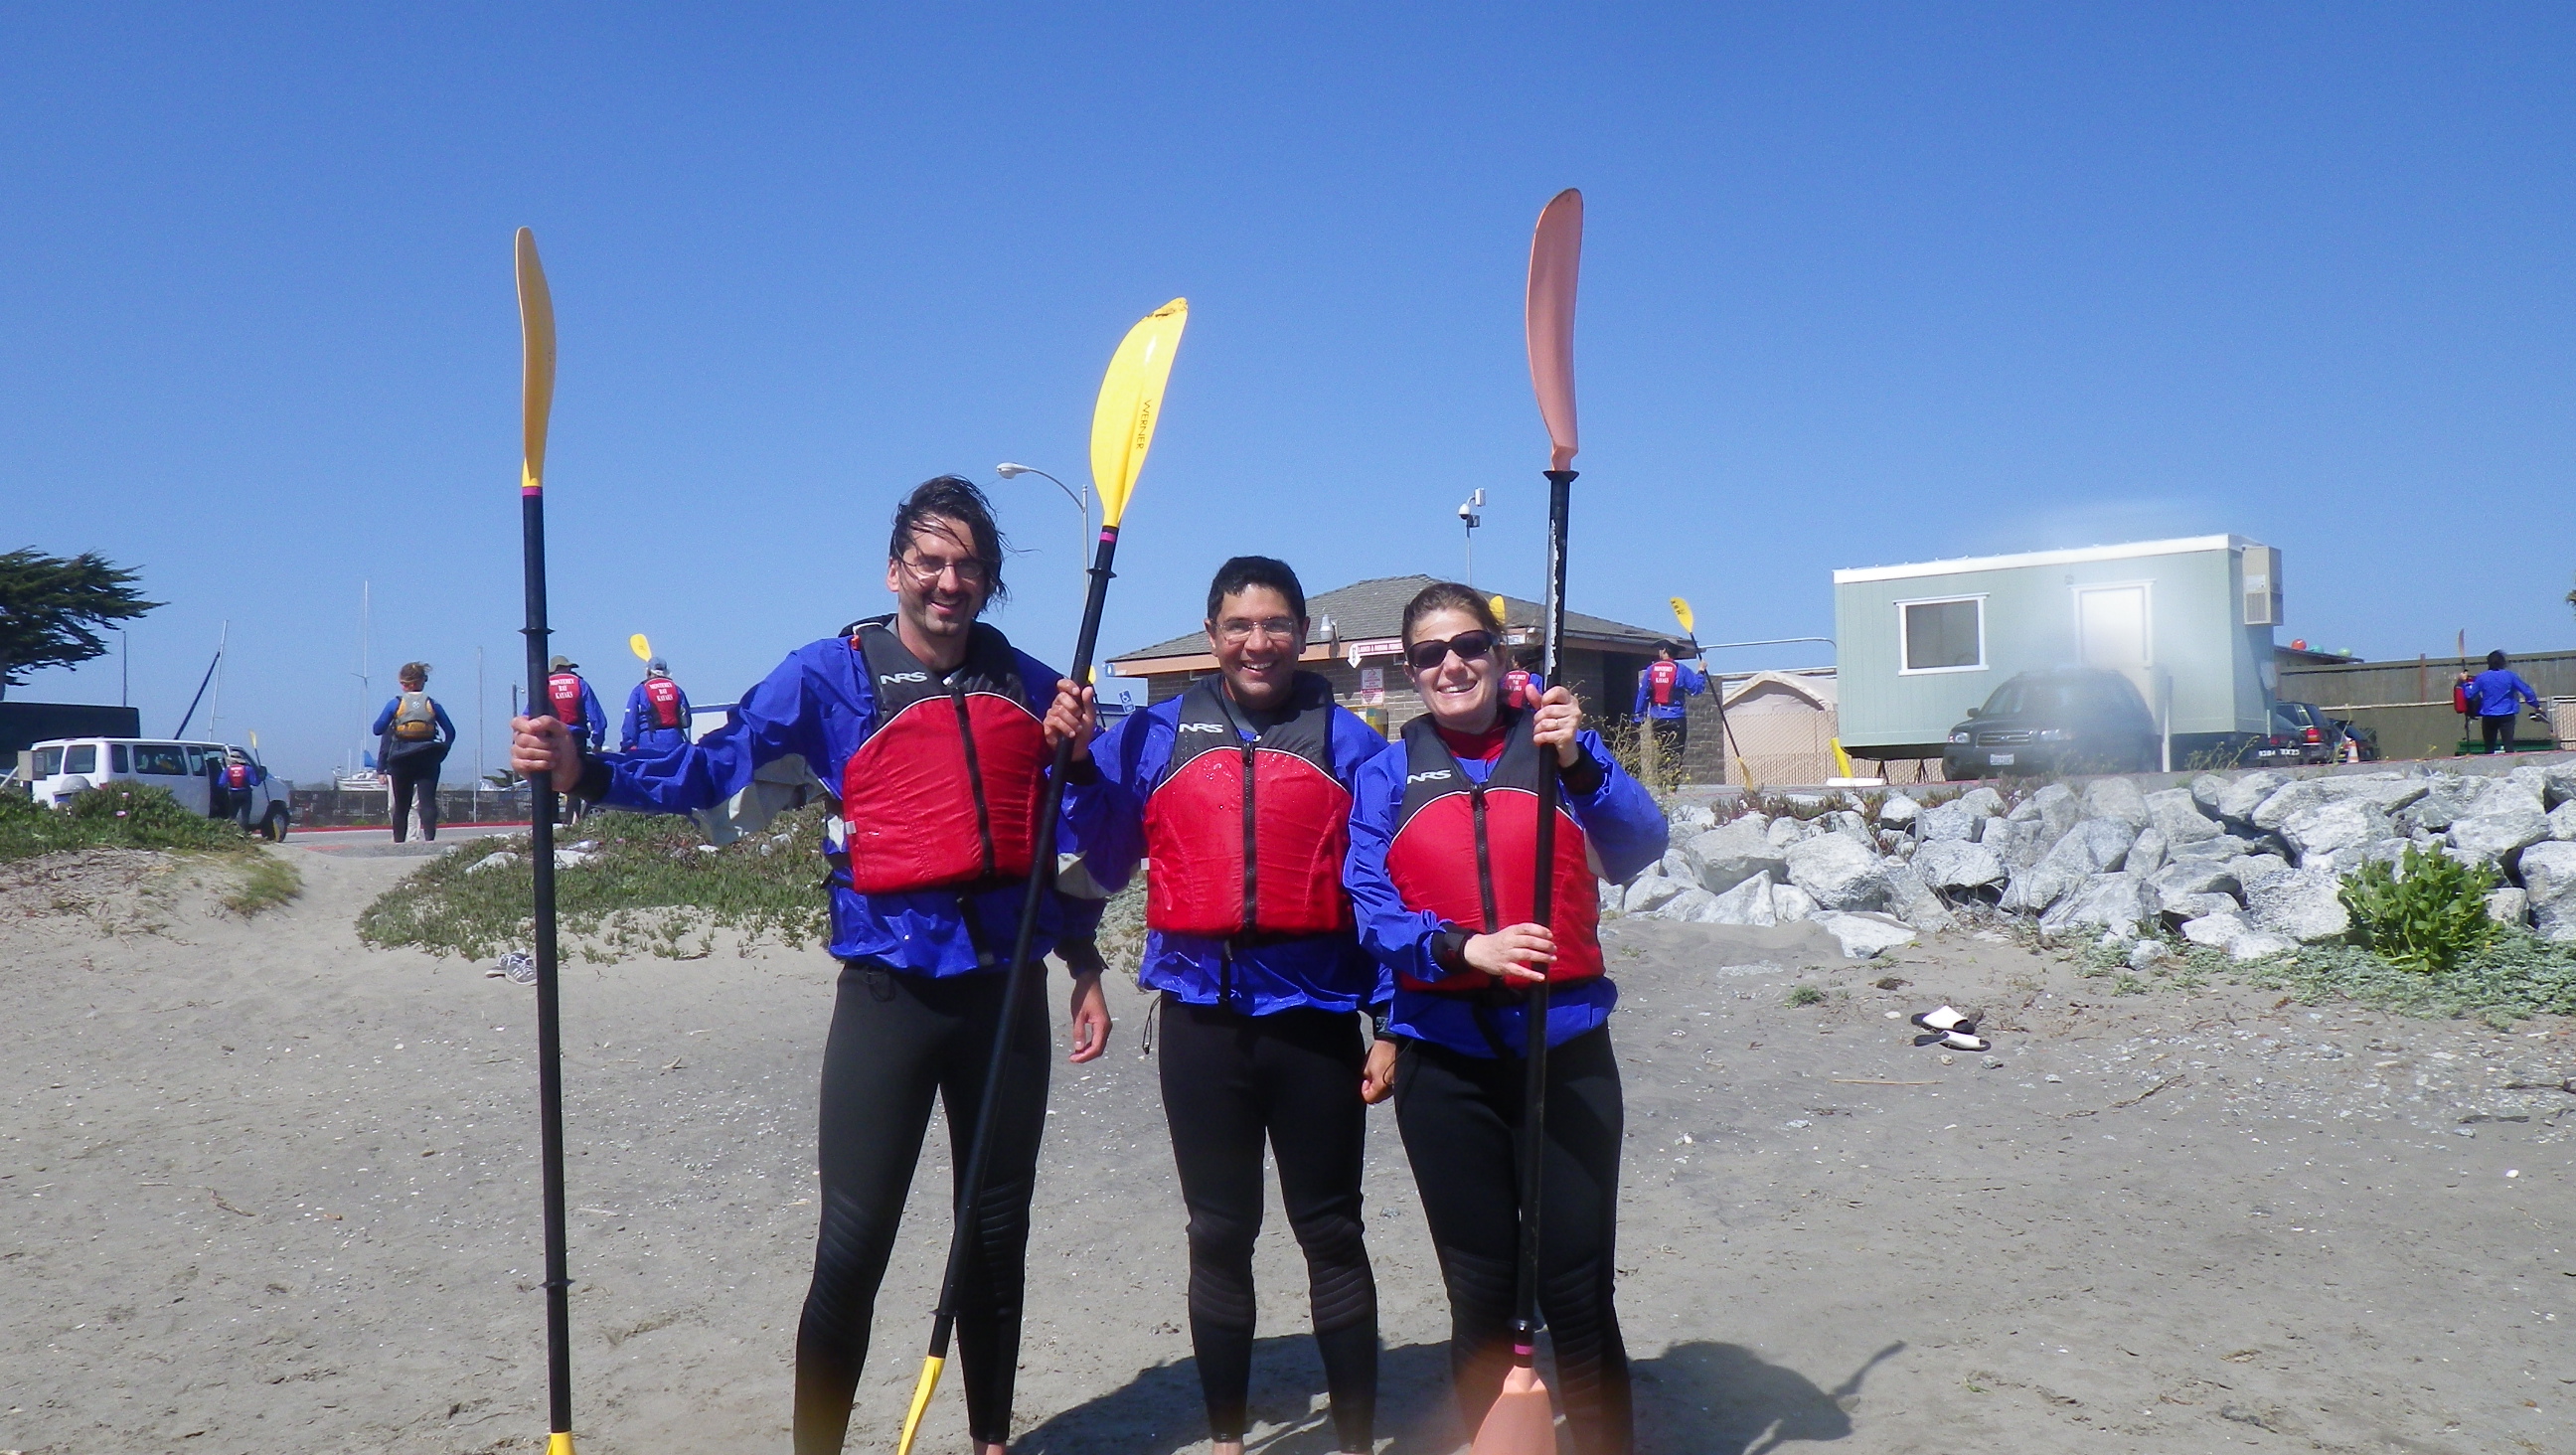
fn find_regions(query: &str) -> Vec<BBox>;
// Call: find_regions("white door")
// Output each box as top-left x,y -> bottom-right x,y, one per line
2076,584 -> 2153,706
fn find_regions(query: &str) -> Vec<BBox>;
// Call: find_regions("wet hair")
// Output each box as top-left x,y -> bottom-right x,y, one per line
887,475 -> 1009,602
1205,556 -> 1308,623
1399,581 -> 1504,648
1653,640 -> 1676,658
2489,650 -> 2508,671
399,661 -> 430,686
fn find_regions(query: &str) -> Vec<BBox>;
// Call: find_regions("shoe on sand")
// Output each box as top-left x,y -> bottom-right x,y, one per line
1910,1005 -> 1981,1035
1913,1029 -> 1989,1052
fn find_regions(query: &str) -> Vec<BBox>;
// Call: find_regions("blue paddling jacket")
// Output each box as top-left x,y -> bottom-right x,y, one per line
1064,672 -> 1388,1015
621,677 -> 694,753
1345,722 -> 1666,1057
575,618 -> 1102,975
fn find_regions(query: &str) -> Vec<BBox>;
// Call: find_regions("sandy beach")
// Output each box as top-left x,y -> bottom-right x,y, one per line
5,839 -> 2571,1454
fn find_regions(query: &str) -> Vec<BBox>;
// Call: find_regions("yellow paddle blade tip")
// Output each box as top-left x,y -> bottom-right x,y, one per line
629,633 -> 651,661
546,1432 -> 576,1455
1089,298 -> 1192,527
895,1355 -> 946,1455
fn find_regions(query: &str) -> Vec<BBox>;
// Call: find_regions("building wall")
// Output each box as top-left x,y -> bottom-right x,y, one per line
1835,543 -> 2274,753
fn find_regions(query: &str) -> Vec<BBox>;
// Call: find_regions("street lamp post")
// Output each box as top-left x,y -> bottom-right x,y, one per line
996,462 -> 1091,592
1457,489 -> 1485,584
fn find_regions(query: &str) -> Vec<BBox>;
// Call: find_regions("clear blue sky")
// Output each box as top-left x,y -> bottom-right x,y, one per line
7,5 -> 2571,779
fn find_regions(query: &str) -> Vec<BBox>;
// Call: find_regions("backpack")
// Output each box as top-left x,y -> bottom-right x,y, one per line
2454,680 -> 2472,716
392,692 -> 439,741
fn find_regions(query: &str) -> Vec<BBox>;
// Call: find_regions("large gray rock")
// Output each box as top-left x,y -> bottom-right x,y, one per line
2253,772 -> 2431,831
2040,872 -> 2158,937
2001,862 -> 2085,915
1682,821 -> 1789,895
1670,802 -> 1718,834
2160,890 -> 2241,924
2051,817 -> 2142,874
1623,874 -> 1688,916
2514,840 -> 2576,942
1785,833 -> 1890,911
1813,910 -> 1918,959
2540,762 -> 2576,811
2398,775 -> 2489,834
1825,809 -> 1875,848
1876,793 -> 1920,828
2281,800 -> 2392,866
2151,857 -> 2242,902
1764,815 -> 1817,851
2199,770 -> 2283,825
1916,802 -> 1978,842
2144,787 -> 2222,845
1600,879 -> 1624,917
1697,872 -> 1777,926
2082,776 -> 2152,828
1879,860 -> 1957,932
1656,888 -> 1717,922
2447,804 -> 2551,869
2485,887 -> 2530,928
2226,853 -> 2294,892
2244,867 -> 2350,943
1954,785 -> 2006,819
2125,826 -> 2170,878
2548,801 -> 2576,842
1770,884 -> 1821,922
2015,783 -> 2084,843
2177,909 -> 2293,961
1912,838 -> 2007,891
2165,832 -> 2254,864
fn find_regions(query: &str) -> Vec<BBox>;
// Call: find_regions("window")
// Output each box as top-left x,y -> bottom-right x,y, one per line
133,743 -> 189,775
1899,596 -> 1986,674
184,746 -> 208,775
64,744 -> 97,775
111,744 -> 129,772
33,746 -> 63,778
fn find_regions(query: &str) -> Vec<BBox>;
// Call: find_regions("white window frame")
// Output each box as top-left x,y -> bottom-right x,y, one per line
1895,593 -> 1989,676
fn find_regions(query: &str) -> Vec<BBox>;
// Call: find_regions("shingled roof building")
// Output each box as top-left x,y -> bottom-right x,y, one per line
1104,572 -> 1720,774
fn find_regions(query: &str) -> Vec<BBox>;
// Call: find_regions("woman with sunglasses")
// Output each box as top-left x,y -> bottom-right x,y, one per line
1344,581 -> 1667,1455
1064,556 -> 1391,1455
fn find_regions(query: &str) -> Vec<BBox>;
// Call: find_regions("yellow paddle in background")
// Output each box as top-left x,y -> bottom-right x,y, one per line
895,298 -> 1189,1455
629,634 -> 651,663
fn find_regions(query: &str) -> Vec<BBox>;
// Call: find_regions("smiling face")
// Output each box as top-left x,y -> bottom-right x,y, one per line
1206,583 -> 1307,713
884,514 -> 993,656
1403,605 -> 1503,732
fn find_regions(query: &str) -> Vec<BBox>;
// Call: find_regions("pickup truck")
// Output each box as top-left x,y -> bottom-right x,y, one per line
18,736 -> 296,840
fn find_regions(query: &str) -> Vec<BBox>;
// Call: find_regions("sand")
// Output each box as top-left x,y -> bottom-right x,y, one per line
4,840 -> 2572,1455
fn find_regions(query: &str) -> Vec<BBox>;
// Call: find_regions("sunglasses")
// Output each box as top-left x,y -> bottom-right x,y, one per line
1404,630 -> 1499,673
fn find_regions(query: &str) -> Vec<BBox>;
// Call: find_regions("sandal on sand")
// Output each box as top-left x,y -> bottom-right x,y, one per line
1912,1029 -> 1989,1051
1910,1005 -> 1981,1035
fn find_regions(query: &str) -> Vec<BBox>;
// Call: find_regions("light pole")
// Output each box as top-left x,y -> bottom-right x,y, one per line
996,462 -> 1091,591
1457,489 -> 1485,584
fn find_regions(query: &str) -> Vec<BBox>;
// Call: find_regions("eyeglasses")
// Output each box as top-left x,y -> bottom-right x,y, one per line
1404,630 -> 1499,673
895,554 -> 993,589
1213,616 -> 1302,644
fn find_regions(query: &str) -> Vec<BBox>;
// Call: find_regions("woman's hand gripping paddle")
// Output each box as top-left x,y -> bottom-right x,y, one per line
895,299 -> 1189,1455
1472,188 -> 1583,1455
513,228 -> 579,1455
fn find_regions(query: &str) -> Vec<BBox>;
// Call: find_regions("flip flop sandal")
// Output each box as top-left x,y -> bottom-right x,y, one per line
1911,1029 -> 1990,1052
1910,1005 -> 1981,1035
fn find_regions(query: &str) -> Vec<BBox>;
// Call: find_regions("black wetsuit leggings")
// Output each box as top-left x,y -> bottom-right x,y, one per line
1394,1027 -> 1631,1455
390,765 -> 439,841
1158,996 -> 1378,1451
794,960 -> 1049,1454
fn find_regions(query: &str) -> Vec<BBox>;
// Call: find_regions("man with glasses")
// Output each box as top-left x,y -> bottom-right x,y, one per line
1061,555 -> 1392,1455
511,475 -> 1109,1455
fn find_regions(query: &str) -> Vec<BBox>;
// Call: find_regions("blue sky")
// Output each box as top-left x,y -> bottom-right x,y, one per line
7,5 -> 2572,779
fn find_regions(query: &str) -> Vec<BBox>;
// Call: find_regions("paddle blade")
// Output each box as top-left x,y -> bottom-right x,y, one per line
1526,189 -> 1583,473
1671,596 -> 1694,635
894,1354 -> 945,1455
545,1434 -> 575,1455
1088,298 -> 1189,527
515,228 -> 558,497
629,633 -> 651,662
1490,593 -> 1509,624
1471,1364 -> 1557,1455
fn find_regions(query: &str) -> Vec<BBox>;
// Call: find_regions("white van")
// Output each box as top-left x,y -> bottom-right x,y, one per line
20,737 -> 296,840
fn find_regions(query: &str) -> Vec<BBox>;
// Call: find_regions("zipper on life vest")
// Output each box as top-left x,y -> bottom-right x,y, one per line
1239,741 -> 1259,935
1469,780 -> 1501,935
947,676 -> 999,881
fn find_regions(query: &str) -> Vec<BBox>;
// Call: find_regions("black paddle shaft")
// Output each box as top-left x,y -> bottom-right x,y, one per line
1510,467 -> 1576,1364
519,491 -> 574,1437
923,523 -> 1122,1362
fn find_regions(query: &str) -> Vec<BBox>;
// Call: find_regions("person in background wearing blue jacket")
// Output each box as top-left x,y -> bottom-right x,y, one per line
372,661 -> 457,842
621,656 -> 693,753
2463,650 -> 2545,755
1064,556 -> 1390,1455
511,477 -> 1109,1455
1631,639 -> 1706,768
1346,582 -> 1666,1455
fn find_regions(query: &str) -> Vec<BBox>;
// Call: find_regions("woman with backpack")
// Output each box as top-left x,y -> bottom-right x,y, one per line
371,661 -> 457,842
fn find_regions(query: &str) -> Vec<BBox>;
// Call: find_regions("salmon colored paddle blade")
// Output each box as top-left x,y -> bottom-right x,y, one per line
629,634 -> 651,662
516,229 -> 557,496
1671,596 -> 1694,635
1088,298 -> 1190,527
1470,1364 -> 1558,1455
1526,188 -> 1583,472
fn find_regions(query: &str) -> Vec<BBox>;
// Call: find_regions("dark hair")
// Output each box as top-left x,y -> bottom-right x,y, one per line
1400,581 -> 1504,647
2489,649 -> 2508,671
1205,556 -> 1308,623
1653,640 -> 1676,658
887,475 -> 1009,602
399,661 -> 430,685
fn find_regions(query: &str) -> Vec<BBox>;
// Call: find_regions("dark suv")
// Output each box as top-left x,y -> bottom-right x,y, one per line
1942,668 -> 2160,779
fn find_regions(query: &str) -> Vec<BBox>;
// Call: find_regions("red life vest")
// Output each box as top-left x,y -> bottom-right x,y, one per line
2454,680 -> 2472,716
643,676 -> 686,729
1383,712 -> 1602,994
225,762 -> 249,789
839,618 -> 1048,895
1144,674 -> 1353,938
1647,659 -> 1680,708
546,671 -> 589,727
1503,669 -> 1538,711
